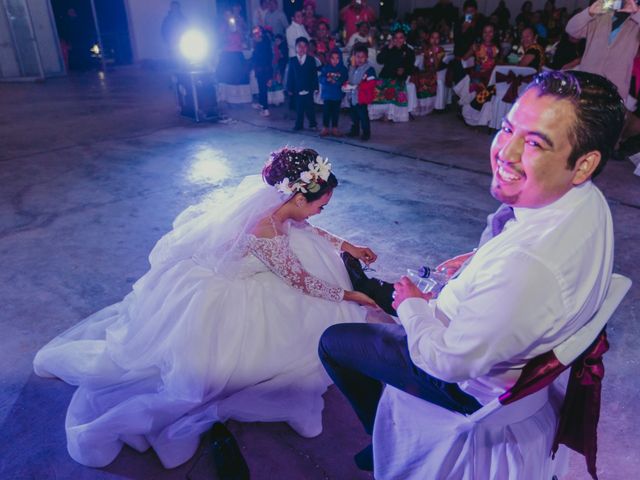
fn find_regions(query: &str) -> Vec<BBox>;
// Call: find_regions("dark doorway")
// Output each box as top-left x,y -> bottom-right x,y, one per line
51,0 -> 132,71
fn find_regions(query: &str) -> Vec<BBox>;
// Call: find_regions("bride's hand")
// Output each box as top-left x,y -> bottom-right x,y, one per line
344,243 -> 378,265
343,290 -> 380,309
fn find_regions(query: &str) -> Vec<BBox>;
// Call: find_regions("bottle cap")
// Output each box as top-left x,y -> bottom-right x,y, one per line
418,266 -> 431,278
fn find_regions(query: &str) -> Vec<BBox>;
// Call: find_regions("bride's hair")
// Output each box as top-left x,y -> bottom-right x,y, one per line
262,147 -> 338,201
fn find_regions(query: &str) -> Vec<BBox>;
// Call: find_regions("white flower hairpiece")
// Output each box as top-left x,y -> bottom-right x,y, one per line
274,156 -> 332,195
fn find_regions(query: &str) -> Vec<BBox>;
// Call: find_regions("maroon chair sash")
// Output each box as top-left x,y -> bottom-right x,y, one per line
495,71 -> 535,103
552,330 -> 609,480
497,329 -> 609,480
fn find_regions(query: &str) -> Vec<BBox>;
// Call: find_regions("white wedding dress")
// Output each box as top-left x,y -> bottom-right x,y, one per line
33,176 -> 367,469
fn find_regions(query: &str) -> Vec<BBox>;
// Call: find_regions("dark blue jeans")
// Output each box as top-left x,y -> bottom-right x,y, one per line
322,99 -> 341,128
295,93 -> 317,129
318,322 -> 482,435
255,70 -> 270,110
349,104 -> 370,135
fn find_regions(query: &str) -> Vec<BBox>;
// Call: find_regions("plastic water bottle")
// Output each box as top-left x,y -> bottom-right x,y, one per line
406,266 -> 448,294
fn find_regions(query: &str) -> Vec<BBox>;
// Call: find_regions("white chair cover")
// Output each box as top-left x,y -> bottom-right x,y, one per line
373,385 -> 564,480
372,274 -> 632,480
487,65 -> 537,130
625,95 -> 637,111
435,54 -> 455,111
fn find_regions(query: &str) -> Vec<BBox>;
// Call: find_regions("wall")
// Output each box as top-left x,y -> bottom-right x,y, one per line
395,0 -> 589,18
0,0 -> 63,80
125,0 -> 216,62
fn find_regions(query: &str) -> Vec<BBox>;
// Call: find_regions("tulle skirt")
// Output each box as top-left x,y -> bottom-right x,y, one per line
34,226 -> 367,468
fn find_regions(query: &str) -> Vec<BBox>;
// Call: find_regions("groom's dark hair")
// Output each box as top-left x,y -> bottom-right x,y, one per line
263,147 -> 338,201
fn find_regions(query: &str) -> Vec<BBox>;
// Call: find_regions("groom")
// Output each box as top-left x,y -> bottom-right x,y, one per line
320,70 -> 626,471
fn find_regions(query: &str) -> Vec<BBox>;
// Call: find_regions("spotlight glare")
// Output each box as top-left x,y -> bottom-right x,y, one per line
179,29 -> 209,64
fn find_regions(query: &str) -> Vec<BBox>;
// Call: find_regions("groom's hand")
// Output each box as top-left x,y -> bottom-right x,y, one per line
392,276 -> 433,310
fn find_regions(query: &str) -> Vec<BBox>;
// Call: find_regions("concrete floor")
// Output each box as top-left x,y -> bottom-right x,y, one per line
0,66 -> 638,479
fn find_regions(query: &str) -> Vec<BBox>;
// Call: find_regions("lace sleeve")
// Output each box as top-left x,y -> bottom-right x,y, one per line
304,222 -> 344,251
248,235 -> 344,302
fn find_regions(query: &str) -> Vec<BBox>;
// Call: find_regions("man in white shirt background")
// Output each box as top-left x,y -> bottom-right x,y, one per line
319,70 -> 626,471
286,9 -> 310,58
264,0 -> 289,38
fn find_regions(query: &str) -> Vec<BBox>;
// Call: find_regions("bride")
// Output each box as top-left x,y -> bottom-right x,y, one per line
33,147 -> 380,469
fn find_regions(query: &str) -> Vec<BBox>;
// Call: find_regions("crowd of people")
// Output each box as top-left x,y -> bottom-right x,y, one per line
184,0 -> 638,152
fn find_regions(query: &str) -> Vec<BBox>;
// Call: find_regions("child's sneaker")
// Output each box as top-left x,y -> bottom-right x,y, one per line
252,103 -> 262,110
320,128 -> 330,137
332,128 -> 342,137
260,109 -> 270,117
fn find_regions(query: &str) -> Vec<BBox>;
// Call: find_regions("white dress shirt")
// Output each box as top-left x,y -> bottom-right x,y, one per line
397,181 -> 614,405
286,22 -> 310,58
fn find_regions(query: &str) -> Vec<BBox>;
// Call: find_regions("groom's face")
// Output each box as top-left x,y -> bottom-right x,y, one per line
490,88 -> 581,209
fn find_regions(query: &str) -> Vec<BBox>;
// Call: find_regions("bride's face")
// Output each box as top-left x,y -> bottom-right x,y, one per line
295,190 -> 333,220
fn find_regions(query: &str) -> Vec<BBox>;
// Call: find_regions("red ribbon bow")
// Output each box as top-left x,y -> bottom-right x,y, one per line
495,71 -> 535,103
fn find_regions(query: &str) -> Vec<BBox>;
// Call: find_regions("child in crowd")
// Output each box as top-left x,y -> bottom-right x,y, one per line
319,49 -> 348,137
287,36 -> 319,131
251,26 -> 273,117
346,44 -> 376,141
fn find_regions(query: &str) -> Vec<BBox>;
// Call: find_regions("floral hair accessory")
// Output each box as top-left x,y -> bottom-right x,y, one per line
274,156 -> 332,195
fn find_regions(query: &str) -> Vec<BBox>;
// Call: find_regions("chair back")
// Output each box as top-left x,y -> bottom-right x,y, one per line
554,274 -> 631,366
468,274 -> 631,419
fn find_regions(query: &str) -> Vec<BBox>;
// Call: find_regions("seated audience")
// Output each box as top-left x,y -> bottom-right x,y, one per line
462,23 -> 501,89
412,30 -> 445,113
370,25 -> 416,122
513,26 -> 545,71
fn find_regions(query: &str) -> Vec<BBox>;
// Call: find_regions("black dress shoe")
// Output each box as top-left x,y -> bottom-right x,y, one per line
208,422 -> 250,480
346,128 -> 360,137
360,132 -> 371,141
341,252 -> 396,316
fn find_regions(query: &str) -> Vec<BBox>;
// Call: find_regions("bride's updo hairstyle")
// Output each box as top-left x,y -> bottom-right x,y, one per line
262,147 -> 338,202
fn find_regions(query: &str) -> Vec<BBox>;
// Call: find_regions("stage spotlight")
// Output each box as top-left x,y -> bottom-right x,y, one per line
179,29 -> 209,65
